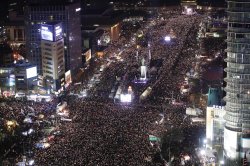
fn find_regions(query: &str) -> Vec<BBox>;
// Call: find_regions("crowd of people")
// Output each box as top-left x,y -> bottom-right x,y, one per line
35,100 -> 166,165
0,96 -> 58,163
0,7 -> 208,166
32,7 -> 205,166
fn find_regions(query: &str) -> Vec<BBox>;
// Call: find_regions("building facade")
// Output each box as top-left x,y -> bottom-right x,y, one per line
206,88 -> 225,164
25,1 -> 82,74
41,22 -> 65,92
0,43 -> 14,67
224,0 -> 250,162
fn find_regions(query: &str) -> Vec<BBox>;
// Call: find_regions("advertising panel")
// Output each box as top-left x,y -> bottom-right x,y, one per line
224,128 -> 239,159
120,94 -> 132,103
26,67 -> 38,79
41,23 -> 63,42
41,25 -> 53,41
54,24 -> 63,41
65,70 -> 72,84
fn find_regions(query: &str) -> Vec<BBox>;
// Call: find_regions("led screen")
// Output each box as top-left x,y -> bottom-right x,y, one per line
26,67 -> 37,79
120,94 -> 132,103
41,26 -> 53,41
54,25 -> 63,41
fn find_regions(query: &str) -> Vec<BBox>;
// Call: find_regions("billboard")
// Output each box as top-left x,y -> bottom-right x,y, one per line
65,70 -> 72,84
120,94 -> 132,103
41,25 -> 53,41
224,128 -> 239,159
41,23 -> 63,42
26,66 -> 37,79
54,24 -> 63,41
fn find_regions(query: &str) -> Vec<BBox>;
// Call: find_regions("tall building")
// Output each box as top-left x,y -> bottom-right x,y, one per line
25,0 -> 82,74
41,22 -> 65,92
206,88 -> 225,163
0,43 -> 14,67
224,0 -> 250,162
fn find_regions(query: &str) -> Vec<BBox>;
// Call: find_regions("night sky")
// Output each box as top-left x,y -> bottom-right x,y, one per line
0,0 -> 226,22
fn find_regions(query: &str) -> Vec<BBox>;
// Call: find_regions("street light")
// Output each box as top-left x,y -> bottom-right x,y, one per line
219,160 -> 224,165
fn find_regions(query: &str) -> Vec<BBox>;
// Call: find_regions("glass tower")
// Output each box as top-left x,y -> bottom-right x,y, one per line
224,0 -> 250,161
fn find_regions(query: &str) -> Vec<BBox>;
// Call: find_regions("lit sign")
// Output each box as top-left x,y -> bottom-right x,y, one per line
41,25 -> 53,41
120,94 -> 132,103
26,66 -> 37,79
42,26 -> 48,30
41,23 -> 63,41
54,25 -> 63,41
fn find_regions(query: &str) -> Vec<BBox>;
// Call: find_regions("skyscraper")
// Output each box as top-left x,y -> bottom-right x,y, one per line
25,0 -> 82,74
41,22 -> 65,92
224,0 -> 250,162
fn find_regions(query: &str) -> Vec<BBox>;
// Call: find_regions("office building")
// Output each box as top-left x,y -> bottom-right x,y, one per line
12,60 -> 37,92
25,0 -> 82,74
224,0 -> 250,162
206,88 -> 225,163
0,43 -> 14,66
41,22 -> 65,92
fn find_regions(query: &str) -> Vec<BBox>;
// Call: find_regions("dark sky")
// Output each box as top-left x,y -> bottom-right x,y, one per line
0,0 -> 226,22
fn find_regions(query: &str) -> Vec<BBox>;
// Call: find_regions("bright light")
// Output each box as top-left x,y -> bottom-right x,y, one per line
75,8 -> 81,12
28,128 -> 34,134
184,155 -> 190,161
164,36 -> 171,42
41,26 -> 48,30
220,160 -> 224,165
120,94 -> 132,103
200,149 -> 205,155
7,121 -> 14,126
23,117 -> 32,123
186,8 -> 192,15
28,159 -> 35,165
203,139 -> 207,144
41,26 -> 53,41
26,66 -> 37,79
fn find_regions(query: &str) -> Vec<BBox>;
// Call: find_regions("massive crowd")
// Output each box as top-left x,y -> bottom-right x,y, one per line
35,100 -> 165,166
0,97 -> 58,163
32,8 -> 205,166
1,7 -> 207,166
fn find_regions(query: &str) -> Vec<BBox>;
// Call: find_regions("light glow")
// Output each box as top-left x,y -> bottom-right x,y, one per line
120,94 -> 132,103
26,67 -> 37,79
164,36 -> 171,42
75,8 -> 81,12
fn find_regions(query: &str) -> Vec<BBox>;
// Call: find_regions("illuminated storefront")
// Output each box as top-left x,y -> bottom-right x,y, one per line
0,68 -> 15,97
